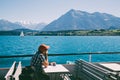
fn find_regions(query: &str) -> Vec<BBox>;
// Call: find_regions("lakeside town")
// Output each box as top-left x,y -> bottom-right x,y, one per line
0,29 -> 120,36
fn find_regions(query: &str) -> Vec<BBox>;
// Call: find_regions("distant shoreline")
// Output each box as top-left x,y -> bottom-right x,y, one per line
0,29 -> 120,36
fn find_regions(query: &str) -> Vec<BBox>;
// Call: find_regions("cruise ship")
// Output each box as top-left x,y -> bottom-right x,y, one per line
0,52 -> 120,80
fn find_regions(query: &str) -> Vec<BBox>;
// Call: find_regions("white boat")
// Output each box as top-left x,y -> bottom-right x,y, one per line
20,31 -> 24,36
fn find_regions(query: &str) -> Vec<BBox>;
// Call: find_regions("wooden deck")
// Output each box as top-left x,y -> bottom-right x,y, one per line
0,61 -> 120,80
0,68 -> 9,80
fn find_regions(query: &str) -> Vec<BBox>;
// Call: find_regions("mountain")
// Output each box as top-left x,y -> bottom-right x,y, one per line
16,22 -> 47,31
42,9 -> 120,31
34,23 -> 47,31
11,28 -> 36,32
0,19 -> 25,31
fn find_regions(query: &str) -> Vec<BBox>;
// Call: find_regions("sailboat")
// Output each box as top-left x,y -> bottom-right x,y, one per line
20,31 -> 24,36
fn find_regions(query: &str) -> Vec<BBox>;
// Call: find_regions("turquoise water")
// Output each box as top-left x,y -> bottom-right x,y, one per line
0,36 -> 120,67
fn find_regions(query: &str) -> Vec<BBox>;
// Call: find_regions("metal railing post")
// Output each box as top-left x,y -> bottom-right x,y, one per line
89,54 -> 92,62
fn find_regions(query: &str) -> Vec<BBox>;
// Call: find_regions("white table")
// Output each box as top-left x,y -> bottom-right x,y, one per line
99,63 -> 120,72
44,64 -> 69,73
43,64 -> 70,80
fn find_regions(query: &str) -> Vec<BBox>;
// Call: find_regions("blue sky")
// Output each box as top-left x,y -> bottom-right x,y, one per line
0,0 -> 120,23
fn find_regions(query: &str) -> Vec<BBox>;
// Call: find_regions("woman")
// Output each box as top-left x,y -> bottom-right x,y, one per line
31,44 -> 50,80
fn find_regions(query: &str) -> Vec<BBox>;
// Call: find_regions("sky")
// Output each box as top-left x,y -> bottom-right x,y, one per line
0,0 -> 120,24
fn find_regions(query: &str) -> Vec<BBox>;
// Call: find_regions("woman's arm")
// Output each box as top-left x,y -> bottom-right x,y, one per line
45,54 -> 48,61
42,60 -> 49,68
42,51 -> 49,67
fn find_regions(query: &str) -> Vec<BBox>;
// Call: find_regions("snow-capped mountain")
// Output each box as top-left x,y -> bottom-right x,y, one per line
0,19 -> 24,31
16,22 -> 47,31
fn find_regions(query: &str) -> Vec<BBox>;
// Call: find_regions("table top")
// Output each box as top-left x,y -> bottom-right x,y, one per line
44,64 -> 69,73
99,63 -> 120,72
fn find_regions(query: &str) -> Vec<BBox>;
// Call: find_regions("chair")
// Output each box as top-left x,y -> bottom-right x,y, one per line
5,61 -> 22,80
5,61 -> 16,80
13,62 -> 22,80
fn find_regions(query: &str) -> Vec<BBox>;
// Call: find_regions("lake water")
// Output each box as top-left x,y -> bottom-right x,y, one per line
0,36 -> 120,67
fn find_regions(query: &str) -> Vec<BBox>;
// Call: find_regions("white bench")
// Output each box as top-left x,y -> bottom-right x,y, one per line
75,60 -> 118,80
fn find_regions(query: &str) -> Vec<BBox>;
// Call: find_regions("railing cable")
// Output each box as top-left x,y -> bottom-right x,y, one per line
0,52 -> 120,58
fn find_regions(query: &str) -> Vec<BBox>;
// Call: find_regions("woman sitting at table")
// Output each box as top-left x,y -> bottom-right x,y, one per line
31,44 -> 50,80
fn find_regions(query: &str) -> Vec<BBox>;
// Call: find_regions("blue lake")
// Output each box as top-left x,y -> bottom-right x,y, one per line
0,36 -> 120,67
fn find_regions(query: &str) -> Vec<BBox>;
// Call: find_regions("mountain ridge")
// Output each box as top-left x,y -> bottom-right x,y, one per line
1,9 -> 120,31
0,19 -> 25,31
42,9 -> 120,31
0,19 -> 47,31
16,22 -> 47,31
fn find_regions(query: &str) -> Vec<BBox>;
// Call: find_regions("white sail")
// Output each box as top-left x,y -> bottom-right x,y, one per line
20,31 -> 24,36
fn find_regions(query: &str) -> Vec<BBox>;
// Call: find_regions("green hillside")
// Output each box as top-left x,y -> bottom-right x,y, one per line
0,29 -> 120,36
